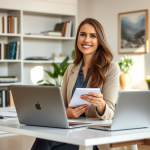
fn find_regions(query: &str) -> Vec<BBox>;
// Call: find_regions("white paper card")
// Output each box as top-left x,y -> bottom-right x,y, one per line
0,112 -> 17,117
69,88 -> 100,107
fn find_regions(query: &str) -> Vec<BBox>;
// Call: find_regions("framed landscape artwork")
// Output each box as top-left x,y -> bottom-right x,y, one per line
118,9 -> 148,54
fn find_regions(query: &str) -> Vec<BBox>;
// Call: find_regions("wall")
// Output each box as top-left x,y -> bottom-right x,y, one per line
78,0 -> 150,90
0,0 -> 77,16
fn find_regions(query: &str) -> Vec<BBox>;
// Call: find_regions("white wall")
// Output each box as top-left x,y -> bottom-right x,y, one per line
78,0 -> 150,90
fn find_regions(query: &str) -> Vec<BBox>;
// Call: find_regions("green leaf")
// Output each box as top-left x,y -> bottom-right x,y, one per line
37,80 -> 44,83
44,69 -> 56,78
71,50 -> 75,60
117,55 -> 133,73
60,56 -> 69,69
52,63 -> 60,75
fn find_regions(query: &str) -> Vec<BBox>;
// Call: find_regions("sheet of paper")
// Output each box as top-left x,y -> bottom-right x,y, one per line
69,88 -> 100,107
0,112 -> 17,117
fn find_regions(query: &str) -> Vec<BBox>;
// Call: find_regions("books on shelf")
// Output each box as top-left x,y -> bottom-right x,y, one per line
0,41 -> 20,60
40,21 -> 73,37
0,89 -> 15,108
0,76 -> 18,83
0,15 -> 19,34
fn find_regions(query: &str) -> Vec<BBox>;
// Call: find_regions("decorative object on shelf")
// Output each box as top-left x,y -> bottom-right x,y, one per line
118,9 -> 148,54
37,56 -> 69,87
146,75 -> 150,90
117,55 -> 133,90
25,56 -> 49,60
71,50 -> 75,60
53,53 -> 66,61
25,33 -> 44,36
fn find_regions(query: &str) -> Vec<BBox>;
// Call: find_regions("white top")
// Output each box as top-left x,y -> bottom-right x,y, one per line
0,118 -> 150,146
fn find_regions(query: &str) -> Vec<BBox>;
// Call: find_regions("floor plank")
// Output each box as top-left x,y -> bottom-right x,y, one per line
0,135 -> 35,150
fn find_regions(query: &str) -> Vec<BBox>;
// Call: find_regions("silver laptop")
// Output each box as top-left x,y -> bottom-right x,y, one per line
10,85 -> 92,128
88,90 -> 150,131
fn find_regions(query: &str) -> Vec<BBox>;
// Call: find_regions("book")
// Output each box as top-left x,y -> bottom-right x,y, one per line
43,32 -> 61,36
61,22 -> 67,36
7,16 -> 13,33
2,17 -> 4,33
0,77 -> 18,83
4,44 -> 9,59
0,91 -> 2,107
4,16 -> 7,34
0,16 -> 2,34
14,17 -> 18,34
64,22 -> 69,37
2,90 -> 5,107
10,90 -> 15,107
0,43 -> 5,59
54,22 -> 64,32
0,76 -> 17,78
5,90 -> 10,107
14,41 -> 19,59
8,42 -> 17,59
41,30 -> 61,36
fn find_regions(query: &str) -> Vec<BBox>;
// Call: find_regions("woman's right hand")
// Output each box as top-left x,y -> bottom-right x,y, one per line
66,104 -> 89,119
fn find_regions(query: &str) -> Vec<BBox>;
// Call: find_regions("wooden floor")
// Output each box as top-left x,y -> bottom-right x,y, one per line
0,135 -> 149,150
0,135 -> 35,150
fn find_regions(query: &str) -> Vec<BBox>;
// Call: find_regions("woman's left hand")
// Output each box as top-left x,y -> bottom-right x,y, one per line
81,92 -> 106,116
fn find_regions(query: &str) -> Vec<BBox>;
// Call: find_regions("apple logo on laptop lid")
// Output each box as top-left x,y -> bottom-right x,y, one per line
35,102 -> 41,110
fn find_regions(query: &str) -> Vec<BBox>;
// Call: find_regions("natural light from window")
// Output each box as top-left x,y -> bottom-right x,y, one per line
31,66 -> 44,84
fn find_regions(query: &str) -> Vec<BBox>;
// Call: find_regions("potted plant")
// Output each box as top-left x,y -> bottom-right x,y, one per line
146,75 -> 150,90
117,55 -> 133,90
37,56 -> 69,87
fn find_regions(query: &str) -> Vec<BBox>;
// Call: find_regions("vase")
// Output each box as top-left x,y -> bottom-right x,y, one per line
148,84 -> 150,90
120,72 -> 133,90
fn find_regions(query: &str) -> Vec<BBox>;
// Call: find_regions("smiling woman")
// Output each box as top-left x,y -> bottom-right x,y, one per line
31,18 -> 124,150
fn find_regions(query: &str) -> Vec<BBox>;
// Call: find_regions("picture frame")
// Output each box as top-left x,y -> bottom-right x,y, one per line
118,9 -> 148,54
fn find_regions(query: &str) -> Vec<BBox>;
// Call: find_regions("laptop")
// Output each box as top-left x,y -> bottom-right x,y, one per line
88,90 -> 150,131
10,85 -> 92,128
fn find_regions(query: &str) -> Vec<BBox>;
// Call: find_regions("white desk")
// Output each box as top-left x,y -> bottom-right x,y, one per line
0,118 -> 150,150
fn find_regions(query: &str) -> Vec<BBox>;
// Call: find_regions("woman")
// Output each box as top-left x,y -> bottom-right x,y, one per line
31,18 -> 126,150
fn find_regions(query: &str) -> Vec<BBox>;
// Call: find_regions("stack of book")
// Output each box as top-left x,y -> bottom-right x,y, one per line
0,76 -> 18,83
41,21 -> 72,37
0,41 -> 20,60
0,15 -> 19,34
0,89 -> 15,107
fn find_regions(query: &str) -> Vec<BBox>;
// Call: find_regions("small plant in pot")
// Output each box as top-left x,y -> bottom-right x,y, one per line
37,56 -> 69,87
118,55 -> 133,90
146,75 -> 150,90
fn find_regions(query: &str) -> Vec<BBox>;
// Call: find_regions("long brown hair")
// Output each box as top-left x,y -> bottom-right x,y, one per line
74,18 -> 113,88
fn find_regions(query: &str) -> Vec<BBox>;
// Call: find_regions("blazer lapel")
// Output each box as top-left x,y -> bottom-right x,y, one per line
67,60 -> 83,103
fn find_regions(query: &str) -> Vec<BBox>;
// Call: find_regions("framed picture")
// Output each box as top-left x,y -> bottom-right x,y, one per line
118,9 -> 148,54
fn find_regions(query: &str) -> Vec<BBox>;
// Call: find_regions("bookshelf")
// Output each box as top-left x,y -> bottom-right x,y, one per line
0,6 -> 77,109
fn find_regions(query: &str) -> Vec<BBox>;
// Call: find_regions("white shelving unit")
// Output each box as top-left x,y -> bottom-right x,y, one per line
0,1 -> 77,111
0,8 -> 77,86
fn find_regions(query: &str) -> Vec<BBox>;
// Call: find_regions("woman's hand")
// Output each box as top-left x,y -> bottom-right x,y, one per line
81,92 -> 106,116
66,104 -> 89,119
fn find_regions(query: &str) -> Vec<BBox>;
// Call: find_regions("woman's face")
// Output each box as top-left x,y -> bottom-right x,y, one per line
77,23 -> 99,56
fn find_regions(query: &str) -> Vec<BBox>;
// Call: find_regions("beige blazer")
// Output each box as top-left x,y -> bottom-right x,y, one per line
61,60 -> 126,150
